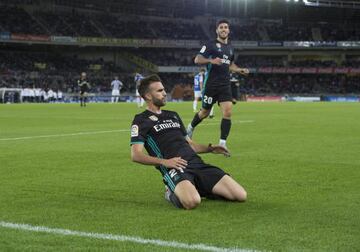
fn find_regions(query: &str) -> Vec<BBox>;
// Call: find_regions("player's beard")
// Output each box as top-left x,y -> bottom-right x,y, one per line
153,97 -> 166,107
218,32 -> 228,40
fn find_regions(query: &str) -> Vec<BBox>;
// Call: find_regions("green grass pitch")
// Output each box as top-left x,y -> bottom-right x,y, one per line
0,102 -> 359,251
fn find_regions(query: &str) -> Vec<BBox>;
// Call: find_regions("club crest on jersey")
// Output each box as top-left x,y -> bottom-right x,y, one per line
149,115 -> 158,121
216,43 -> 221,48
131,125 -> 139,137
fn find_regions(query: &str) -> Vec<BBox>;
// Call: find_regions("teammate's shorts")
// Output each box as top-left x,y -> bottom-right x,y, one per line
135,89 -> 140,96
202,84 -> 232,110
160,163 -> 227,198
79,91 -> 88,96
112,90 -> 120,96
194,91 -> 202,98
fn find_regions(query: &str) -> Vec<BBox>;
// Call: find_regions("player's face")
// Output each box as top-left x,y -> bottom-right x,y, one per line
148,82 -> 166,107
216,23 -> 229,40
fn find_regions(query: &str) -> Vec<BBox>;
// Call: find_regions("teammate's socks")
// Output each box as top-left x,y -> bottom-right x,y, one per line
220,118 -> 231,140
191,113 -> 203,128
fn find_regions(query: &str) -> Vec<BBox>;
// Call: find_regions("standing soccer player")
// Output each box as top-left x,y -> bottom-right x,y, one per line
78,72 -> 91,107
130,74 -> 247,209
134,72 -> 144,108
187,19 -> 249,151
193,69 -> 205,112
111,76 -> 123,103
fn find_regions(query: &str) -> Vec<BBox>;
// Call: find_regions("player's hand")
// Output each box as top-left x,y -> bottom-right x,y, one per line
161,157 -> 188,170
209,145 -> 231,157
211,57 -> 223,65
238,68 -> 249,76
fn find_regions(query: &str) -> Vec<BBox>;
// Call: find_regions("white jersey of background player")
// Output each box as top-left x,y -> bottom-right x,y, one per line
134,73 -> 144,107
111,76 -> 123,103
57,90 -> 63,102
193,69 -> 204,112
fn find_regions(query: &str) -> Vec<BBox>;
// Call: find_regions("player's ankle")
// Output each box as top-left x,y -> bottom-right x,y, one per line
219,139 -> 227,146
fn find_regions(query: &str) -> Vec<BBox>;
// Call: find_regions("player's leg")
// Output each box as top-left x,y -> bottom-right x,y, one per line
163,168 -> 201,210
174,180 -> 201,210
187,90 -> 214,138
193,92 -> 201,112
115,92 -> 119,103
79,93 -> 83,106
218,101 -> 233,148
217,85 -> 234,147
209,106 -> 215,118
186,107 -> 211,138
212,175 -> 247,202
193,95 -> 197,112
83,93 -> 87,106
136,96 -> 140,107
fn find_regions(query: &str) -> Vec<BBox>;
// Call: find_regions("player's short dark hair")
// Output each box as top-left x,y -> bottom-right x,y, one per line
139,74 -> 162,100
216,19 -> 230,28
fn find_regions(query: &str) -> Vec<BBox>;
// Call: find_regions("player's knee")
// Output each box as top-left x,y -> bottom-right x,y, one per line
222,110 -> 232,118
234,189 -> 247,202
182,194 -> 201,210
199,109 -> 210,119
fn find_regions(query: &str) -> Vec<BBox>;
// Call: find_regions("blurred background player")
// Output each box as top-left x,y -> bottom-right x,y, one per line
111,76 -> 123,103
57,89 -> 63,103
193,69 -> 204,112
134,72 -> 144,107
187,19 -> 249,151
78,72 -> 91,107
230,72 -> 240,104
193,69 -> 215,117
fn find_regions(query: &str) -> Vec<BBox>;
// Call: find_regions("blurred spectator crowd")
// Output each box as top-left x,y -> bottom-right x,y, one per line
1,5 -> 360,41
1,51 -> 360,96
1,4 -> 360,98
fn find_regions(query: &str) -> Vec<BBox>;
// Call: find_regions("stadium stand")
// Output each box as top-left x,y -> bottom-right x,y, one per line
0,0 -> 360,101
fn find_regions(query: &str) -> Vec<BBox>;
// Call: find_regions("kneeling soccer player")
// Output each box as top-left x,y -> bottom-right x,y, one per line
130,74 -> 247,209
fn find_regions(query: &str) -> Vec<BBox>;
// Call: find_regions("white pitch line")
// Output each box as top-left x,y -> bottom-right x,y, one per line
0,129 -> 128,141
0,221 -> 257,252
0,120 -> 254,141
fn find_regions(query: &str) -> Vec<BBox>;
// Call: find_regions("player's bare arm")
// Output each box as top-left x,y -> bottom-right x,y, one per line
230,62 -> 249,76
186,138 -> 230,157
131,143 -> 188,170
194,54 -> 222,65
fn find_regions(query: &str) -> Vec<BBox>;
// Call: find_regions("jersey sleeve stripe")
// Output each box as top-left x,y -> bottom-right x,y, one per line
131,141 -> 144,145
147,136 -> 177,191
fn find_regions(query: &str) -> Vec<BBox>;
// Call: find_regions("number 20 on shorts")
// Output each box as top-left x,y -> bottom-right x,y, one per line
203,95 -> 213,104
